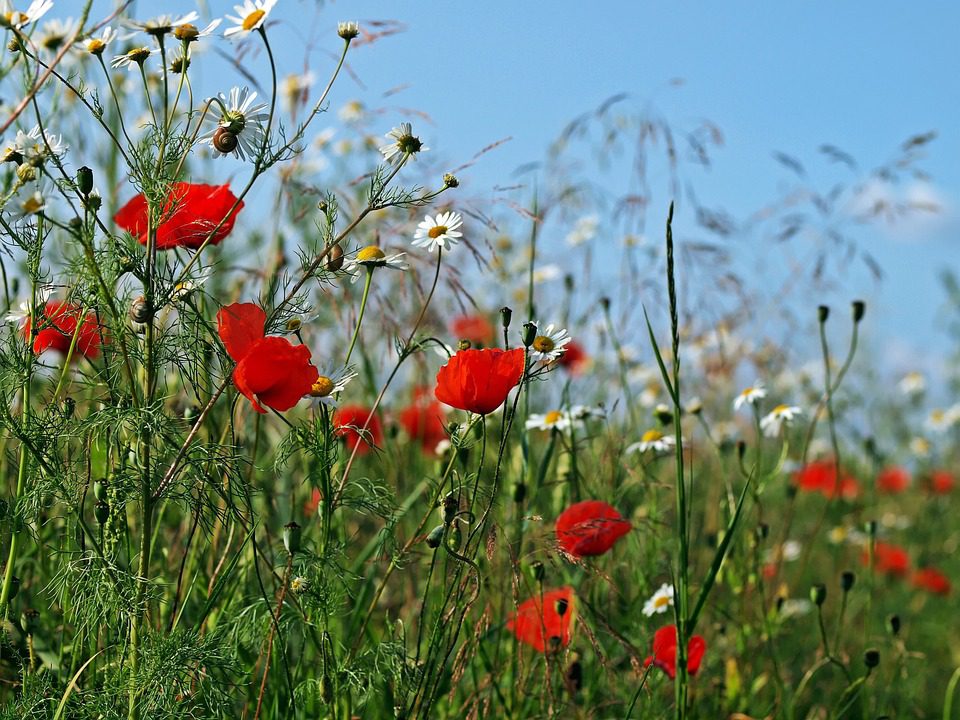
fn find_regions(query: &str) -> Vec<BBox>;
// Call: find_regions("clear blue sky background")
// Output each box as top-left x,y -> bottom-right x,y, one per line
109,2 -> 960,380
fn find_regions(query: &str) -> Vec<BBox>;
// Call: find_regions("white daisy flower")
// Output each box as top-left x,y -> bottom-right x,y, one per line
308,364 -> 357,406
379,122 -> 428,163
338,99 -> 364,123
759,404 -> 802,437
527,322 -> 571,364
898,371 -> 926,397
200,86 -> 269,161
568,404 -> 605,422
171,268 -> 212,302
5,286 -> 53,326
14,191 -> 47,217
5,125 -> 67,164
342,246 -> 409,284
779,598 -> 813,619
924,407 -> 958,435
85,25 -> 117,56
565,214 -> 598,247
525,410 -> 573,433
412,211 -> 463,253
627,429 -> 677,454
282,71 -> 316,113
224,0 -> 277,39
172,18 -> 222,42
127,11 -> 198,37
337,21 -> 359,40
908,436 -> 930,458
111,46 -> 157,70
532,264 -> 562,284
1,0 -> 53,29
642,583 -> 674,617
38,17 -> 77,53
733,382 -> 766,411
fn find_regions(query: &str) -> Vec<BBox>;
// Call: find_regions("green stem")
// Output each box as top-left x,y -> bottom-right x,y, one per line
343,268 -> 373,366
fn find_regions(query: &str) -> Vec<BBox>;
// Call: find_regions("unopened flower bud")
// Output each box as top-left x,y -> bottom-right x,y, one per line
654,403 -> 673,426
863,648 -> 880,668
76,166 -> 93,196
810,583 -> 827,606
840,570 -> 856,592
555,597 -> 569,617
442,493 -> 458,525
512,481 -> 526,504
443,173 -> 459,189
283,521 -> 302,555
532,561 -> 545,583
337,21 -> 360,40
499,306 -> 512,329
426,524 -> 444,549
852,300 -> 865,323
887,614 -> 901,636
87,191 -> 102,211
16,164 -> 36,183
599,296 -> 611,312
818,305 -> 830,323
93,478 -> 109,502
866,520 -> 878,538
521,322 -> 537,348
20,608 -> 39,633
174,23 -> 199,42
63,397 -> 75,419
94,500 -> 110,525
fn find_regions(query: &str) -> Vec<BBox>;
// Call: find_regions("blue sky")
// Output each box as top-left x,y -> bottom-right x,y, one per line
101,2 -> 960,377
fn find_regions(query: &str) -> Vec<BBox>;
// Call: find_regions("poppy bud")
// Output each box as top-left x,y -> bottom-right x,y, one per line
94,500 -> 110,525
426,525 -> 444,549
818,305 -> 830,323
325,244 -> 344,272
840,571 -> 856,592
532,561 -> 545,583
443,173 -> 459,189
863,649 -> 880,668
887,614 -> 901,636
283,521 -> 302,555
737,440 -> 747,461
810,583 -> 827,606
866,520 -> 878,538
77,166 -> 93,196
512,481 -> 526,504
564,273 -> 575,292
500,306 -> 512,329
63,397 -> 75,418
555,597 -> 569,616
852,300 -> 865,323
93,478 -> 109,502
320,674 -> 333,703
521,322 -> 537,348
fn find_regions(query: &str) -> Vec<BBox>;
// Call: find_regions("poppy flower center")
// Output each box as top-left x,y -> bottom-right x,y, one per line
641,429 -> 663,443
357,246 -> 386,262
311,376 -> 334,397
532,335 -> 555,353
545,410 -> 563,425
427,225 -> 448,239
242,9 -> 265,30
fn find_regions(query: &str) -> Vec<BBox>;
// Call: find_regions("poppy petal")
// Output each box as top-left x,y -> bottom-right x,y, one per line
217,302 -> 266,362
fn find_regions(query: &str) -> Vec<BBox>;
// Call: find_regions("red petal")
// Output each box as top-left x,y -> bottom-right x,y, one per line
435,348 -> 524,415
507,586 -> 575,653
233,336 -> 318,413
687,635 -> 707,675
555,500 -> 631,557
217,303 -> 266,362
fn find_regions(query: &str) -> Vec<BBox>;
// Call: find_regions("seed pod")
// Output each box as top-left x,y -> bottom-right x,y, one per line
212,127 -> 239,154
818,305 -> 830,323
887,614 -> 901,636
863,648 -> 880,668
852,300 -> 866,323
95,500 -> 110,525
20,608 -> 39,633
810,583 -> 827,606
76,166 -> 93,196
521,322 -> 537,348
555,597 -> 569,617
93,478 -> 109,502
283,522 -> 302,555
499,306 -> 512,329
325,244 -> 344,272
426,525 -> 444,549
512,481 -> 527,504
840,571 -> 856,592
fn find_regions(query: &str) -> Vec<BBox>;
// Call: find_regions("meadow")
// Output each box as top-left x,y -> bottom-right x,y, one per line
0,3 -> 956,719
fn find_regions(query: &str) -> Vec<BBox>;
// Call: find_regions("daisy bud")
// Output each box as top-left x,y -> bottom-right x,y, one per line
443,173 -> 459,188
863,648 -> 880,669
499,306 -> 512,329
325,244 -> 345,272
457,339 -> 472,351
87,191 -> 102,211
290,576 -> 308,594
521,322 -> 537,348
852,300 -> 866,323
283,521 -> 302,555
94,500 -> 110,525
16,164 -> 37,183
337,21 -> 360,40
887,614 -> 901,636
817,305 -> 830,323
654,403 -> 673,426
426,524 -> 444,549
76,166 -> 93,196
93,478 -> 109,502
810,583 -> 827,606
169,56 -> 190,74
285,317 -> 302,333
7,37 -> 22,53
174,23 -> 199,42
840,570 -> 856,592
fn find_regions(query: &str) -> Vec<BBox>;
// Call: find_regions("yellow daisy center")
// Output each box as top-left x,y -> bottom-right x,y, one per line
544,410 -> 563,425
311,376 -> 334,397
532,335 -> 555,353
87,38 -> 105,54
772,404 -> 790,415
741,386 -> 754,397
427,225 -> 448,239
641,429 -> 663,443
654,595 -> 671,608
22,196 -> 43,214
357,245 -> 386,262
242,9 -> 265,30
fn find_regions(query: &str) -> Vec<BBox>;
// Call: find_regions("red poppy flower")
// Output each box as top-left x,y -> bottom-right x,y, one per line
398,388 -> 448,454
24,301 -> 103,359
216,302 -> 318,413
435,347 -> 524,415
877,466 -> 910,494
557,340 -> 589,375
555,500 -> 631,557
333,404 -> 384,455
507,586 -> 575,653
863,541 -> 910,577
643,624 -> 706,680
929,469 -> 954,495
451,314 -> 495,347
114,182 -> 244,250
793,460 -> 859,500
912,567 -> 951,595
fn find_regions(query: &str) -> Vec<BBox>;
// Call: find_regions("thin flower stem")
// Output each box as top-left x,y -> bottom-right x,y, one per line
343,268 -> 373,367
